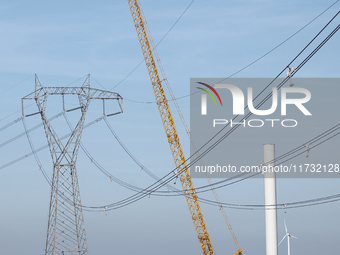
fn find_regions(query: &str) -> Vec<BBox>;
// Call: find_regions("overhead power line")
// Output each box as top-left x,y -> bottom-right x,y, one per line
110,0 -> 195,90
94,116 -> 340,196
22,117 -> 51,185
0,103 -> 35,123
28,106 -> 333,200
0,117 -> 23,132
16,92 -> 340,210
20,95 -> 340,211
16,16 -> 340,212
120,3 -> 340,104
3,7 -> 339,214
0,115 -> 105,170
186,18 -> 340,176
0,112 -> 63,149
0,74 -> 88,123
0,75 -> 34,95
78,18 -> 340,211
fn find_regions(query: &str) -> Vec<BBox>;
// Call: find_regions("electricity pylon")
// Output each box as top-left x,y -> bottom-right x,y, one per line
22,74 -> 123,254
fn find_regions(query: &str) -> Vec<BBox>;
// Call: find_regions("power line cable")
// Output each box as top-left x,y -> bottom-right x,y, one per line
101,113 -> 340,196
217,2 -> 339,84
88,128 -> 340,211
16,26 -> 340,211
0,112 -> 63,149
63,112 -> 151,194
0,116 -> 105,170
7,12 -> 339,212
22,96 -> 340,210
81,109 -> 340,210
120,5 -> 340,104
110,0 -> 195,90
0,116 -> 23,132
0,103 -> 35,122
198,194 -> 340,211
0,75 -> 34,95
186,22 -> 340,179
29,120 -> 340,212
28,20 -> 337,212
79,21 -> 340,211
0,75 -> 87,123
22,117 -> 52,185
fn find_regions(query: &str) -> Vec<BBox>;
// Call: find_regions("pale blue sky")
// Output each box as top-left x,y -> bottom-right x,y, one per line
0,1 -> 339,255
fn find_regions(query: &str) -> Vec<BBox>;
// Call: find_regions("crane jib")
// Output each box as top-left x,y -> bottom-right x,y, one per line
127,0 -> 215,254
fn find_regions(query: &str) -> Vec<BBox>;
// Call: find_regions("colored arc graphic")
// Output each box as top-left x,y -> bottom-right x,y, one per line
196,87 -> 217,105
197,82 -> 223,106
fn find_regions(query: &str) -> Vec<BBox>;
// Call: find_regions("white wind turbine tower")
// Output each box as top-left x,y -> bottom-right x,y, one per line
279,220 -> 298,255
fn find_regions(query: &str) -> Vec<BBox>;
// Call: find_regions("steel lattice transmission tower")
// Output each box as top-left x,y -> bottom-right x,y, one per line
22,74 -> 123,255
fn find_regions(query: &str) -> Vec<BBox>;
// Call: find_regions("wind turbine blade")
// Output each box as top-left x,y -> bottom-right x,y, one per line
291,235 -> 298,239
284,219 -> 288,234
278,234 -> 288,246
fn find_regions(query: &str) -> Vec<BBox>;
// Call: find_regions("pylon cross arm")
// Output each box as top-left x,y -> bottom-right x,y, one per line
22,87 -> 122,100
21,87 -> 123,117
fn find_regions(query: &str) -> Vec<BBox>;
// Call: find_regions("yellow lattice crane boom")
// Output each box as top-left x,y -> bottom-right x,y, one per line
127,1 -> 244,255
127,0 -> 214,254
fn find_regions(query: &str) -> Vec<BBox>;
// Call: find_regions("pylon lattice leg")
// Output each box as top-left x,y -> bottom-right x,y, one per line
38,77 -> 90,255
45,165 -> 88,254
21,75 -> 123,255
